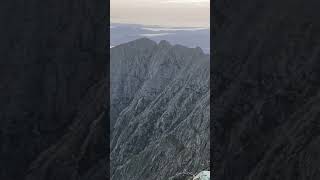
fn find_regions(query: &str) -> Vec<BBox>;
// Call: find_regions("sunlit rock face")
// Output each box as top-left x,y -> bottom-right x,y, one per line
110,38 -> 210,180
168,171 -> 210,180
193,171 -> 210,180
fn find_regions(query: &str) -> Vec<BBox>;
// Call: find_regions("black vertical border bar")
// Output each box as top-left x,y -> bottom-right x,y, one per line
210,0 -> 215,176
106,0 -> 111,179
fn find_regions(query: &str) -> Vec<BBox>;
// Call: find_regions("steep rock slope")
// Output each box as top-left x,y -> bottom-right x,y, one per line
110,38 -> 210,180
213,0 -> 320,179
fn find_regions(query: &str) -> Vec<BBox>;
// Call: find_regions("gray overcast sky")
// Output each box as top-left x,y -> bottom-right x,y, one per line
111,0 -> 210,27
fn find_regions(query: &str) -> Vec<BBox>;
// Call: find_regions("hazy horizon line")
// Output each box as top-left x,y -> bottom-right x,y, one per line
110,21 -> 210,29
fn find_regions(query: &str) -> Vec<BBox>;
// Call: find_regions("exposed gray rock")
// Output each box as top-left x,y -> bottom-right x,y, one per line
168,171 -> 210,180
193,171 -> 210,180
110,38 -> 210,180
168,173 -> 194,180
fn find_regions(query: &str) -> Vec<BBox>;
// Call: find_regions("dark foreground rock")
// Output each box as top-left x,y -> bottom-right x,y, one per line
213,0 -> 320,179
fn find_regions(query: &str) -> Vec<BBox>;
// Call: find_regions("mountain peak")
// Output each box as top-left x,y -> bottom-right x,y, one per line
132,37 -> 156,45
118,38 -> 157,50
158,40 -> 171,48
195,46 -> 204,54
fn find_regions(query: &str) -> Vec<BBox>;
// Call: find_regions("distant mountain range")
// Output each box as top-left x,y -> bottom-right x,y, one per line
110,23 -> 210,53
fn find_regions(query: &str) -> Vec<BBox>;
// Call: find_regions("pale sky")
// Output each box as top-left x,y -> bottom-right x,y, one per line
111,0 -> 210,27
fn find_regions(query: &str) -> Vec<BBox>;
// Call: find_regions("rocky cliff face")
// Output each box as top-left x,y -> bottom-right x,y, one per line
110,38 -> 210,180
213,0 -> 320,179
0,1 -> 107,179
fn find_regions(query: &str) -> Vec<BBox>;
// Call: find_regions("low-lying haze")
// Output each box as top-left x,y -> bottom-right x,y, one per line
111,0 -> 209,27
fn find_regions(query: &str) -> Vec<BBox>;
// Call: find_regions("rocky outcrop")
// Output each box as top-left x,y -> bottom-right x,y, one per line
0,1 -> 107,179
213,0 -> 320,179
110,38 -> 210,180
168,171 -> 210,180
193,171 -> 210,180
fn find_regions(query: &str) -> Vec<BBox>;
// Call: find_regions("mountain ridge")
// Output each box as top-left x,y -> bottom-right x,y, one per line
111,38 -> 207,55
110,38 -> 210,180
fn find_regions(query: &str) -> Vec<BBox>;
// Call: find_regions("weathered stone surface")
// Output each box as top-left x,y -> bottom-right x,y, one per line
168,171 -> 210,180
168,173 -> 194,180
110,38 -> 210,180
193,171 -> 210,180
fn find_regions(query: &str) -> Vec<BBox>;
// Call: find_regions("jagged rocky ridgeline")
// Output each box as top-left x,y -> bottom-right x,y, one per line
110,38 -> 210,180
